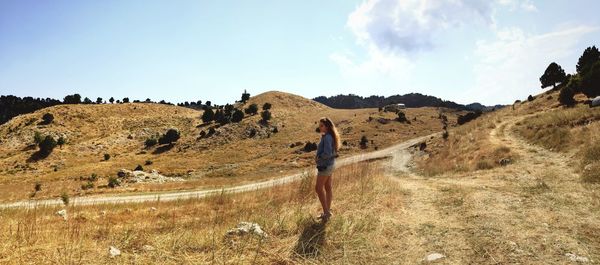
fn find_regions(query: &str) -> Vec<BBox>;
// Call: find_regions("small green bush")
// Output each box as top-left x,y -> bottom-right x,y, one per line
134,165 -> 143,171
145,138 -> 158,147
108,176 -> 120,188
145,160 -> 153,165
104,153 -> 111,161
81,182 -> 94,190
60,192 -> 69,206
38,136 -> 57,156
42,113 -> 54,124
159,129 -> 180,145
34,182 -> 42,192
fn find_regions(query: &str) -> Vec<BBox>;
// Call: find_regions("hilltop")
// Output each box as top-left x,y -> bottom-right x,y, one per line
0,91 -> 464,201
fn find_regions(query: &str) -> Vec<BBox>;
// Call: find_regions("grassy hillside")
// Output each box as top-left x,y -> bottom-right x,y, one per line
0,91 -> 461,201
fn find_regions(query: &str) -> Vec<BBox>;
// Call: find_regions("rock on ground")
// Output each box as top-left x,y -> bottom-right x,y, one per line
109,246 -> 121,258
565,253 -> 589,263
226,222 -> 267,238
55,209 -> 67,220
117,169 -> 184,184
424,253 -> 445,262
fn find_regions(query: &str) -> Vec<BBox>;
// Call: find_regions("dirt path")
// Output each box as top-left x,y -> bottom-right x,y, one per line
385,117 -> 599,264
0,134 -> 433,209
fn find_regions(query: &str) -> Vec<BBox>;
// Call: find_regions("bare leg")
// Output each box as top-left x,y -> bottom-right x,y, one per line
315,176 -> 329,215
324,175 -> 333,213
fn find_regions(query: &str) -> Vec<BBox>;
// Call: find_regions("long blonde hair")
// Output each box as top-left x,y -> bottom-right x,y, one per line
320,117 -> 341,152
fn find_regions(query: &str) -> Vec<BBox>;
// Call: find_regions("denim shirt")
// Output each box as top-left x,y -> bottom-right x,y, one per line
316,133 -> 336,167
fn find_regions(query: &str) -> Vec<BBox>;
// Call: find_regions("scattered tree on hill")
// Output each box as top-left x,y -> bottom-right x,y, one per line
581,61 -> 600,98
145,138 -> 158,148
109,97 -> 115,104
527,95 -> 534,102
260,110 -> 271,124
158,129 -> 180,145
205,101 -> 212,107
108,176 -> 119,188
577,46 -> 600,76
540,62 -> 567,89
134,165 -> 143,171
42,113 -> 54,124
231,109 -> 244,123
116,100 -> 121,104
558,85 -> 576,107
104,153 -> 111,161
244,103 -> 259,115
34,182 -> 42,192
241,90 -> 250,103
303,142 -> 318,152
96,97 -> 103,104
145,98 -> 152,103
262,102 -> 272,111
360,136 -> 369,149
202,108 -> 215,123
214,109 -> 229,125
38,135 -> 57,156
57,136 -> 66,148
63,94 -> 82,104
123,97 -> 130,103
83,97 -> 93,104
457,111 -> 482,125
0,95 -> 61,125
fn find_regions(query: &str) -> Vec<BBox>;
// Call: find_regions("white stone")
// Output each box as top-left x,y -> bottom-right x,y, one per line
226,222 -> 267,238
109,246 -> 121,257
566,253 -> 589,263
150,207 -> 157,211
425,253 -> 446,262
56,209 -> 67,220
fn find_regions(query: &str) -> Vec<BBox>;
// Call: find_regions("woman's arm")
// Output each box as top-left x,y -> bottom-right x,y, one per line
318,134 -> 334,161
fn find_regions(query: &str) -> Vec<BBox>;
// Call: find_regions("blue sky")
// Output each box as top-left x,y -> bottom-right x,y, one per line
1,0 -> 598,105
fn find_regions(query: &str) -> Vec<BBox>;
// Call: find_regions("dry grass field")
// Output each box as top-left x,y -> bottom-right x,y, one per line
0,91 -> 462,202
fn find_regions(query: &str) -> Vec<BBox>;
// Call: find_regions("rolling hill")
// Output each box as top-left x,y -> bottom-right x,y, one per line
0,91 -> 464,202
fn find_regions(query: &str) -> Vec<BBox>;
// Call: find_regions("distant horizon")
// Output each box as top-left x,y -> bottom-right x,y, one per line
1,1 -> 599,105
1,89 -> 510,107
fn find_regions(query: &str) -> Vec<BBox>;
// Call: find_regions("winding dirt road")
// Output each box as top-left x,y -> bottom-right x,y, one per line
0,134 -> 433,209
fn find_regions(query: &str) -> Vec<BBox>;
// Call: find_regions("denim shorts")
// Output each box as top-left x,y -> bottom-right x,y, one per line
317,164 -> 335,177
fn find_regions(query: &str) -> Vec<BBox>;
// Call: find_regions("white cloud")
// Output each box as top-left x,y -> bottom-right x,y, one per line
346,0 -> 494,53
465,25 -> 597,104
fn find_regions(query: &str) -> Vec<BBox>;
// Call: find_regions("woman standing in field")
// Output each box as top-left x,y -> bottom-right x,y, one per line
315,117 -> 341,222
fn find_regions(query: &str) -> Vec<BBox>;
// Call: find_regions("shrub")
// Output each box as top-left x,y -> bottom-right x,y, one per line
134,165 -> 143,171
442,130 -> 449,140
158,129 -> 180,145
262,102 -> 272,111
231,109 -> 244,123
38,135 -> 57,156
244,104 -> 259,115
145,160 -> 153,165
208,127 -> 216,136
123,97 -> 130,103
104,153 -> 111,161
109,97 -> 115,104
577,46 -> 600,75
108,176 -> 120,188
527,95 -> 534,102
42,113 -> 54,124
34,131 -> 43,144
201,108 -> 215,123
261,110 -> 272,123
89,173 -> 98,182
558,85 -> 576,107
457,111 -> 482,125
81,182 -> 94,190
34,182 -> 42,192
145,138 -> 158,147
360,136 -> 368,148
342,140 -> 348,146
96,97 -> 103,104
396,111 -> 408,122
57,136 -> 66,147
303,142 -> 318,152
60,192 -> 69,206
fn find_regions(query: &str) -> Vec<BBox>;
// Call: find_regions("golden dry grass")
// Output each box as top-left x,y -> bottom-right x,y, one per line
0,91 -> 458,202
0,162 -> 412,264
